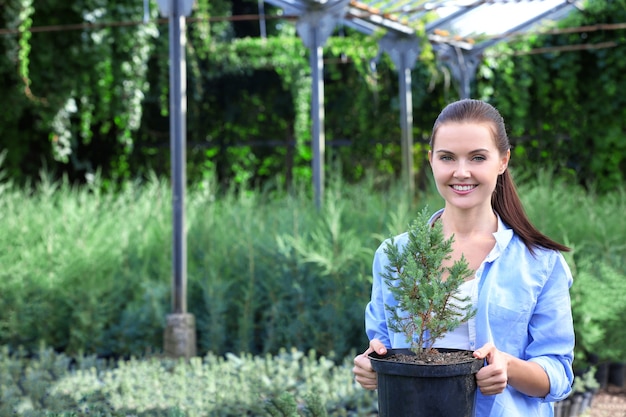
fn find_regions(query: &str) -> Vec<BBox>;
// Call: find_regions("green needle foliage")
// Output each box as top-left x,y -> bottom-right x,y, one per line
382,207 -> 475,356
264,392 -> 300,417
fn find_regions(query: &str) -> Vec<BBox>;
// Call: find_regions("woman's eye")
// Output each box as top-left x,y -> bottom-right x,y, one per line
472,155 -> 486,161
440,155 -> 453,161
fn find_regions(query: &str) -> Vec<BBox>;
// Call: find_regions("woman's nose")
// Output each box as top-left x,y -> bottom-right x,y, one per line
454,162 -> 469,178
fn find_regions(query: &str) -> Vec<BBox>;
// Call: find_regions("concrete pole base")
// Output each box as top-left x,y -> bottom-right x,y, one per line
164,313 -> 197,358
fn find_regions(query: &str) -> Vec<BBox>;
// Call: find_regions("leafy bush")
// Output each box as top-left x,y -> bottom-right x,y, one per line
0,167 -> 624,368
570,258 -> 626,365
0,170 -> 420,359
0,345 -> 377,417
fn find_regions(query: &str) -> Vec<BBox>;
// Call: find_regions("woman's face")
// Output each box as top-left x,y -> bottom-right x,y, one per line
428,122 -> 510,211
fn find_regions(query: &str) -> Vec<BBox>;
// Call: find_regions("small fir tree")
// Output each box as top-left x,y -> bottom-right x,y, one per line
264,392 -> 299,417
382,207 -> 476,356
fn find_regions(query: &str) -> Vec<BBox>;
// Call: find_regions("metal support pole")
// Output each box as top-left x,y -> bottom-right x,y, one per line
296,0 -> 348,209
258,0 -> 267,38
310,30 -> 324,210
433,44 -> 483,100
379,33 -> 420,196
170,2 -> 187,316
398,55 -> 414,195
158,0 -> 196,358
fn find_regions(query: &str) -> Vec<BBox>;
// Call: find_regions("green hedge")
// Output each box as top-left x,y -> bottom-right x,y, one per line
0,345 -> 377,416
1,168 -> 625,366
0,170 -> 421,359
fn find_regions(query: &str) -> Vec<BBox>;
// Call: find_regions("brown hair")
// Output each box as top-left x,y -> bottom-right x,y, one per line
429,99 -> 570,254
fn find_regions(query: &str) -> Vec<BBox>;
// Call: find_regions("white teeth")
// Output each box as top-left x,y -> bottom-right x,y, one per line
452,185 -> 476,191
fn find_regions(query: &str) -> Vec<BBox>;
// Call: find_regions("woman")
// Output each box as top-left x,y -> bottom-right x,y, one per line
353,99 -> 575,416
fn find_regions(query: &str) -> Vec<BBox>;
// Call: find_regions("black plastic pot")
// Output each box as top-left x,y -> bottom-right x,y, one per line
609,362 -> 625,387
580,390 -> 596,415
369,348 -> 483,417
594,362 -> 610,389
554,397 -> 571,417
567,393 -> 583,417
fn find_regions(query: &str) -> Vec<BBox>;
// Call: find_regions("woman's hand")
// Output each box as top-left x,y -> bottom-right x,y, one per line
473,342 -> 509,395
473,342 -> 551,398
352,339 -> 387,390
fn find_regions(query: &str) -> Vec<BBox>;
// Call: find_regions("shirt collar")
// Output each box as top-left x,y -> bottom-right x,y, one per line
494,213 -> 514,249
428,208 -> 514,259
488,213 -> 514,261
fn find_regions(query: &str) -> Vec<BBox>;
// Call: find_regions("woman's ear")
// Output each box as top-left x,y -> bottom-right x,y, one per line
428,150 -> 433,166
499,149 -> 510,174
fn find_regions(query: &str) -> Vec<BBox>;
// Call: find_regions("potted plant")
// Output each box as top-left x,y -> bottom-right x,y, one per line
554,367 -> 600,417
368,207 -> 483,417
570,258 -> 626,389
578,367 -> 600,415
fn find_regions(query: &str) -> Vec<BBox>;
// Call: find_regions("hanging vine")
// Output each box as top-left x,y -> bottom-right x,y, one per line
475,0 -> 626,191
2,0 -> 623,189
16,0 -> 35,100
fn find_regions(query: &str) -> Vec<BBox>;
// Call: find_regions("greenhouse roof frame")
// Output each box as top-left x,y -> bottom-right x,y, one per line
272,0 -> 581,49
262,0 -> 581,206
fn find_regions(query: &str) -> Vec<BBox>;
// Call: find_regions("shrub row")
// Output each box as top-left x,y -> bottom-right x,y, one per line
0,173 -> 424,360
0,170 -> 624,367
0,345 -> 377,416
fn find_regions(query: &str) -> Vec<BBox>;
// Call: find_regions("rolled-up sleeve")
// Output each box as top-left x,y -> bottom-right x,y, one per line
527,253 -> 575,402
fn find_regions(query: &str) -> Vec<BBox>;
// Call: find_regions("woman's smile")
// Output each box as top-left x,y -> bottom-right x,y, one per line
451,184 -> 477,193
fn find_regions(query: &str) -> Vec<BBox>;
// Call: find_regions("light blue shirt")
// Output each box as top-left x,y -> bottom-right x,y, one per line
365,209 -> 575,417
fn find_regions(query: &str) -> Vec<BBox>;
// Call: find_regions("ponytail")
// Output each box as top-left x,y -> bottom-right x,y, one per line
493,171 -> 570,254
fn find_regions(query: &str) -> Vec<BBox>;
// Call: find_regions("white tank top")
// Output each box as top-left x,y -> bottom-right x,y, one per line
432,278 -> 476,350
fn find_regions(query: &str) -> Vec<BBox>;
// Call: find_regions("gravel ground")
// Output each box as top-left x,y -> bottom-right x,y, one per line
587,385 -> 626,417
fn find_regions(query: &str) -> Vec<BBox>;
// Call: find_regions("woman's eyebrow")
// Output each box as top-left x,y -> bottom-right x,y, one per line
434,148 -> 490,154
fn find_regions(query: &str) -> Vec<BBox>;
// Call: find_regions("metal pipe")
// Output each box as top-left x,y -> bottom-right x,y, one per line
169,0 -> 188,314
398,51 -> 414,194
310,26 -> 325,210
